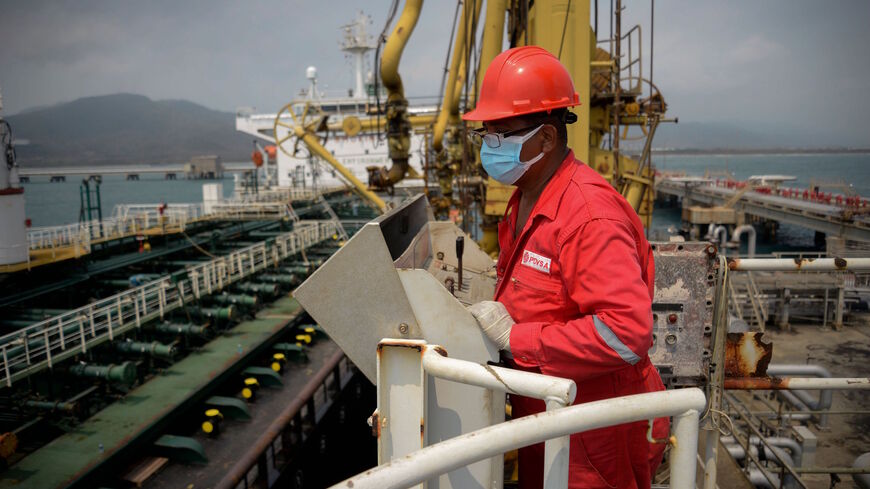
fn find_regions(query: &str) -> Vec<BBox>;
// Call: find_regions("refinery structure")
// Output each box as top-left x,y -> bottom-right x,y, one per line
0,2 -> 869,489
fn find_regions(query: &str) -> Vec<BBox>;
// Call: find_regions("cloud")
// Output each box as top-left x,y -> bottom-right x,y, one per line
727,35 -> 786,64
0,0 -> 867,146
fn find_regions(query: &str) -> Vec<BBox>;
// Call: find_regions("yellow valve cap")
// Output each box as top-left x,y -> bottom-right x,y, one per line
244,377 -> 259,386
295,334 -> 311,344
303,327 -> 315,334
273,353 -> 286,361
332,234 -> 338,240
271,362 -> 282,372
202,421 -> 214,434
242,387 -> 253,399
205,408 -> 222,418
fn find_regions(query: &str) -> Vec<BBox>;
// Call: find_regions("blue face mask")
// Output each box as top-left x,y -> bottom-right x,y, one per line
479,124 -> 545,185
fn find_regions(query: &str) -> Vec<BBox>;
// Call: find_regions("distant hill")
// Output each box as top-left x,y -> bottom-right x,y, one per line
6,94 -> 253,166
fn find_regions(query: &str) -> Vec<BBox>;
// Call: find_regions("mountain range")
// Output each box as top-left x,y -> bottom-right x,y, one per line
4,94 -> 866,167
6,93 -> 253,166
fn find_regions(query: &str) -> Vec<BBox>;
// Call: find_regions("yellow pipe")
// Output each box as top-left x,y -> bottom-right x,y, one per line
475,0 -> 507,107
433,0 -> 472,152
450,50 -> 469,120
327,114 -> 435,133
380,0 -> 423,100
376,0 -> 423,187
294,126 -> 387,213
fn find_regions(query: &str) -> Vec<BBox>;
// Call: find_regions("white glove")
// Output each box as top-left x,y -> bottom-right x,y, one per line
467,301 -> 514,352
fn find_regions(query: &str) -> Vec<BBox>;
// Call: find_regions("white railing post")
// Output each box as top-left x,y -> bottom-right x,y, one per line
2,347 -> 10,387
544,398 -> 570,489
669,409 -> 701,489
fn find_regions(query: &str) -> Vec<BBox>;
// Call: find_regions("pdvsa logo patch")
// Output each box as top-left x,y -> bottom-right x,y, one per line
521,250 -> 551,274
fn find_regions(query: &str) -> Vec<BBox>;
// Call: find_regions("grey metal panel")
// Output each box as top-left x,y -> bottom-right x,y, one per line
374,194 -> 431,261
293,223 -> 421,383
650,241 -> 716,387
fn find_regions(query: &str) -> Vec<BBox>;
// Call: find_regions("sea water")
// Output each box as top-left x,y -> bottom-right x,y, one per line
19,174 -> 236,227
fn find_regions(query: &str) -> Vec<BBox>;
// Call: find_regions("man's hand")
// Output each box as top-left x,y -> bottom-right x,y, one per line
467,301 -> 514,352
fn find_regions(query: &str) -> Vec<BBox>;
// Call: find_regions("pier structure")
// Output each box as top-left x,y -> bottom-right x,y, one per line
17,162 -> 255,182
656,176 -> 870,244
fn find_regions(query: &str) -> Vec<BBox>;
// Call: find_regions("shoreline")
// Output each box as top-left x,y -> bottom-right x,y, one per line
650,148 -> 870,156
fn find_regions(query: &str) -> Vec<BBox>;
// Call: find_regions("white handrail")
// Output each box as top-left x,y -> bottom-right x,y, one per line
420,347 -> 576,489
421,348 -> 576,405
728,257 -> 870,272
334,388 -> 706,489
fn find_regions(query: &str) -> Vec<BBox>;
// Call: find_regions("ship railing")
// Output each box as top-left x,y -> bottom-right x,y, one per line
27,222 -> 92,256
205,202 -> 294,221
331,341 -> 706,489
595,24 -> 644,96
232,187 -> 319,203
109,203 -> 206,233
0,220 -> 338,388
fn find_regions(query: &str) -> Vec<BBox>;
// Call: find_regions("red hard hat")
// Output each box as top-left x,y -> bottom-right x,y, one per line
463,45 -> 580,122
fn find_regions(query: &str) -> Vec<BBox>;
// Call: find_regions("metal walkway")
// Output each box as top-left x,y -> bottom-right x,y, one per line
1,194 -> 321,274
0,296 -> 309,489
0,220 -> 341,387
656,178 -> 870,241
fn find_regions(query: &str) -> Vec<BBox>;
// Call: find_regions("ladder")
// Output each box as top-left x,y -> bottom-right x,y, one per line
316,194 -> 348,241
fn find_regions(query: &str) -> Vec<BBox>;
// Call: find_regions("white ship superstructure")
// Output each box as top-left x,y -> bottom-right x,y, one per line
235,13 -> 436,192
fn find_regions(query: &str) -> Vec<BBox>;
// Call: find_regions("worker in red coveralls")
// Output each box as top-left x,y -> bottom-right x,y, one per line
464,46 -> 669,489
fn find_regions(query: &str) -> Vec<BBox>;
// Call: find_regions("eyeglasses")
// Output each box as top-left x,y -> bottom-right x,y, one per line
467,124 -> 543,148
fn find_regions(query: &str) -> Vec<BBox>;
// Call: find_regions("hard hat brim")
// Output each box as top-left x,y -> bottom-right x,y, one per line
462,100 -> 581,122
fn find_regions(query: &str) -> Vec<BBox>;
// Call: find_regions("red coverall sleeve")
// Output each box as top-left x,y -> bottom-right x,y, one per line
509,217 -> 653,381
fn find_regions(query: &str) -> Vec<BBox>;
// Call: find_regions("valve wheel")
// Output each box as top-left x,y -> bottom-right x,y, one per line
272,101 -> 330,158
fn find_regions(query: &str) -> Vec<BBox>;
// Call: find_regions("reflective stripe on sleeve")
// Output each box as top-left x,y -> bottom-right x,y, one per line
593,314 -> 641,365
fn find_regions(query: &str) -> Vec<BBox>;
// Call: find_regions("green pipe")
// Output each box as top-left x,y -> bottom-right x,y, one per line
247,231 -> 287,237
13,308 -> 69,319
2,319 -> 41,328
165,260 -> 213,267
279,266 -> 311,275
25,400 -> 77,413
151,322 -> 210,337
115,340 -> 177,359
69,362 -> 137,385
206,293 -> 258,307
190,306 -> 235,321
233,283 -> 279,297
305,249 -> 338,257
256,274 -> 300,286
100,279 -> 135,288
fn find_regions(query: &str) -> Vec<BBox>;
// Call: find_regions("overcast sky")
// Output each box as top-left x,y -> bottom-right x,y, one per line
1,1 -> 868,146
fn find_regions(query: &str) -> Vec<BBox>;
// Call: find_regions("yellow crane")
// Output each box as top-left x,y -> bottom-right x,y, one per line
273,0 -> 669,253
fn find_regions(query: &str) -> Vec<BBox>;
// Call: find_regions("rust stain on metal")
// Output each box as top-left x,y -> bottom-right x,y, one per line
371,411 -> 381,438
725,332 -> 772,377
835,257 -> 848,269
433,345 -> 448,357
727,258 -> 739,270
420,417 -> 425,444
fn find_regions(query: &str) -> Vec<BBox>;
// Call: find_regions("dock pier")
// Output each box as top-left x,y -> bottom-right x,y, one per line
656,177 -> 870,243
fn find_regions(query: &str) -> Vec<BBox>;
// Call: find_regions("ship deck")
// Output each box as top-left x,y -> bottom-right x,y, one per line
0,295 -> 304,489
